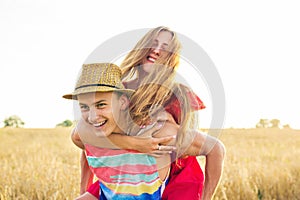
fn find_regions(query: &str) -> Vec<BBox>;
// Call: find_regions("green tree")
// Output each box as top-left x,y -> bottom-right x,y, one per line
256,118 -> 283,128
3,115 -> 25,128
270,119 -> 281,128
283,124 -> 290,129
56,119 -> 73,127
256,119 -> 270,128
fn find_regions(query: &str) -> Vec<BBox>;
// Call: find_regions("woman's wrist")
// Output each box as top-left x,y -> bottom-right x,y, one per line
109,134 -> 139,150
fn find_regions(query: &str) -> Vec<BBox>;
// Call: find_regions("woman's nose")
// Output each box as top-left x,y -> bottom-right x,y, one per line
152,45 -> 161,55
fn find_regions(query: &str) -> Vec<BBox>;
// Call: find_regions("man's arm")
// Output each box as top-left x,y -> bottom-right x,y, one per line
71,127 -> 85,149
148,111 -> 225,199
80,150 -> 94,194
201,139 -> 225,200
70,128 -> 94,194
184,131 -> 226,200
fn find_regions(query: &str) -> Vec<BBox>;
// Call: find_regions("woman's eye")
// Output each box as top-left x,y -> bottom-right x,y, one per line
151,41 -> 158,48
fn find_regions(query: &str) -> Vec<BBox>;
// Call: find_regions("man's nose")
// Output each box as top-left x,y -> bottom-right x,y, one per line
88,108 -> 99,123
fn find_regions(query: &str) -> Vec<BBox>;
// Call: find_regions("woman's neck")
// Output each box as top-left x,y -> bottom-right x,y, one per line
124,71 -> 148,90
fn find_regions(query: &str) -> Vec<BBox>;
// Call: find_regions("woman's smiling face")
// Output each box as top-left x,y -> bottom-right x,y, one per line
142,30 -> 173,73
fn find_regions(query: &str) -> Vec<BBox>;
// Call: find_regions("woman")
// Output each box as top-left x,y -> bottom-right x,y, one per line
120,26 -> 207,199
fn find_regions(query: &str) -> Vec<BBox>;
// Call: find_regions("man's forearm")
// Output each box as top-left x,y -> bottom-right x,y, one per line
80,150 -> 94,194
202,141 -> 225,200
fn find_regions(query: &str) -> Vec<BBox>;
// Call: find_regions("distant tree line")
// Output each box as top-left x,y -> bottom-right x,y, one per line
3,115 -> 25,128
56,119 -> 73,127
1,115 -> 73,128
1,115 -> 291,129
256,118 -> 290,129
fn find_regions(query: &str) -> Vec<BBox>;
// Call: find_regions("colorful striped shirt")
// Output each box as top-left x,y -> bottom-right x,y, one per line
85,144 -> 165,199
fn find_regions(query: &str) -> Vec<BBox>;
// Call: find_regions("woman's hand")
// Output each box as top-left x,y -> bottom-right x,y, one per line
134,112 -> 178,157
131,134 -> 176,158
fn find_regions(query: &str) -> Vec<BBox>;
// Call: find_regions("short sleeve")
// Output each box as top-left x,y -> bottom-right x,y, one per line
165,90 -> 205,124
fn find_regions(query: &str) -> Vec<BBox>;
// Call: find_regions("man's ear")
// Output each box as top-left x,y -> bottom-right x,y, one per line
119,94 -> 130,111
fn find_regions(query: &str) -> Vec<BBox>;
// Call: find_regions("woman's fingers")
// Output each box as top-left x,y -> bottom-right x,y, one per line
156,144 -> 176,152
147,144 -> 176,158
153,135 -> 176,146
136,122 -> 164,137
148,149 -> 173,158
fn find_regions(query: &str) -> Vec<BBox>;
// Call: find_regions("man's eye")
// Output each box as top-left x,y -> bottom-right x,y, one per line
96,103 -> 106,108
80,105 -> 89,111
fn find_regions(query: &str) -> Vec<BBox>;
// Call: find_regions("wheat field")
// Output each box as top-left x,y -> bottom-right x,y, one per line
1,128 -> 299,200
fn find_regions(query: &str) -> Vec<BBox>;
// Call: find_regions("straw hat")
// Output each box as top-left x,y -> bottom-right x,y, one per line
63,63 -> 135,100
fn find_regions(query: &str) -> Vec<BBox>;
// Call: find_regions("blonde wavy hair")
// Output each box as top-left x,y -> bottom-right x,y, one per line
129,74 -> 198,157
121,26 -> 198,157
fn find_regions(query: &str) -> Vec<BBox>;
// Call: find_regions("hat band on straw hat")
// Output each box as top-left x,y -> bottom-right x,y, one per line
75,83 -> 120,90
62,63 -> 135,100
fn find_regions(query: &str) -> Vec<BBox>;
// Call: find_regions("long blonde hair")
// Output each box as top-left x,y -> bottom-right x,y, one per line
121,26 -> 198,157
129,73 -> 198,157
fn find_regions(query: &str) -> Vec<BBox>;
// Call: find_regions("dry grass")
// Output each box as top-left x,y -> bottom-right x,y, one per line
0,128 -> 81,200
1,128 -> 300,199
213,128 -> 300,200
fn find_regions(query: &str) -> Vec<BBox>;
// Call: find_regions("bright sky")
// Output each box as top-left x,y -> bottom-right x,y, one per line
1,0 -> 299,129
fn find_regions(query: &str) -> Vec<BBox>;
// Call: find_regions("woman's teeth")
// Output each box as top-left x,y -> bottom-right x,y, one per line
147,56 -> 156,62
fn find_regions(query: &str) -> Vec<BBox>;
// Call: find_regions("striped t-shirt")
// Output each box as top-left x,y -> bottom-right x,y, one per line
85,144 -> 166,199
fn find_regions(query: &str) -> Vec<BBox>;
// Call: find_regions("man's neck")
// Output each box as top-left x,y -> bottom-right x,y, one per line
112,110 -> 130,135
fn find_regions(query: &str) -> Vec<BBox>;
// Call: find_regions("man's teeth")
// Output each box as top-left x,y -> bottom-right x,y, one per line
93,121 -> 106,127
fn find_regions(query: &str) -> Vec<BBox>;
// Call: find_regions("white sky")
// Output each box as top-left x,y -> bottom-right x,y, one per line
0,0 -> 299,129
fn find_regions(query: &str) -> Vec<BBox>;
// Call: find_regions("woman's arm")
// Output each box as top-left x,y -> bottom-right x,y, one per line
75,118 -> 175,154
109,132 -> 176,154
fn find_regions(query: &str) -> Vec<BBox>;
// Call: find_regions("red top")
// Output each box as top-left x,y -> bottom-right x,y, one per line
165,91 -> 205,124
162,90 -> 205,199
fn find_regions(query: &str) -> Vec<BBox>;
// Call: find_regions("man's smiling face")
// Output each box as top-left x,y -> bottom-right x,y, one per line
77,92 -> 123,137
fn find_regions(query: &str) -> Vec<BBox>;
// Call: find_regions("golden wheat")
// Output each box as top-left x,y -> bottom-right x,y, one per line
0,128 -> 81,200
214,128 -> 300,200
1,128 -> 299,200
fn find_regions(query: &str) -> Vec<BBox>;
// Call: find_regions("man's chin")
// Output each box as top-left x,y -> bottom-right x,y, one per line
93,129 -> 110,137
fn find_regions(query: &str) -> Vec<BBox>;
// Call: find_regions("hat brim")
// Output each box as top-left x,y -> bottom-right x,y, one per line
62,86 -> 135,100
